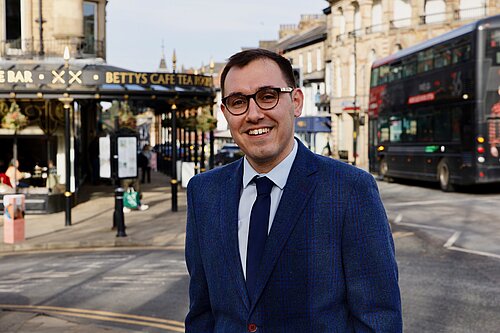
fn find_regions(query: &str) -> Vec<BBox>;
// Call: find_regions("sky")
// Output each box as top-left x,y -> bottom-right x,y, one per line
106,0 -> 329,72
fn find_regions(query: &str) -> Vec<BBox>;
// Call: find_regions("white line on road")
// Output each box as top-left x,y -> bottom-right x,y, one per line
393,214 -> 500,260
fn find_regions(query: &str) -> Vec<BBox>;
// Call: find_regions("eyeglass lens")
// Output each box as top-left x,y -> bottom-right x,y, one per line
226,88 -> 279,114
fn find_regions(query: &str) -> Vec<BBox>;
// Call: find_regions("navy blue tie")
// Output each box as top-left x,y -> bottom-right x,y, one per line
246,176 -> 274,301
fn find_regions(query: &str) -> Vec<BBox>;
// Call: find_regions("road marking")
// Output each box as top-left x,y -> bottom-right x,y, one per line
0,304 -> 185,332
443,231 -> 461,248
393,214 -> 500,260
386,199 -> 466,207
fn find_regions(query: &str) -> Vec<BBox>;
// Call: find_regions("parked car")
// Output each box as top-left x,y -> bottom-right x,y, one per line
214,144 -> 244,166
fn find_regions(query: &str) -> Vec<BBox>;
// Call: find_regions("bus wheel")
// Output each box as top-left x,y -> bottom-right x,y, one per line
437,159 -> 455,192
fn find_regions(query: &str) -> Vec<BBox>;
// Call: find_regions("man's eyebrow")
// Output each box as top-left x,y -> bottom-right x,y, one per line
224,85 -> 275,97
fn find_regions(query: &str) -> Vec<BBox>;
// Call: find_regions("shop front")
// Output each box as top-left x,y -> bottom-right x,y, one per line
0,61 -> 215,213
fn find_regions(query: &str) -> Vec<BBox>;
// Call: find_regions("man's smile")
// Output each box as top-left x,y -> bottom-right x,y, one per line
247,127 -> 271,136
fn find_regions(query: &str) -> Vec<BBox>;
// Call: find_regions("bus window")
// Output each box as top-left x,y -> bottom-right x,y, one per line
371,67 -> 380,87
417,113 -> 434,142
417,49 -> 434,73
486,28 -> 500,65
389,63 -> 403,82
378,116 -> 389,142
379,65 -> 390,84
434,108 -> 452,141
401,116 -> 417,142
389,116 -> 402,142
452,44 -> 471,64
434,47 -> 452,69
403,56 -> 417,78
451,107 -> 461,142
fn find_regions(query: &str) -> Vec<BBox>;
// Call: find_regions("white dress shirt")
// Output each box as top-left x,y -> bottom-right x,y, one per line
238,140 -> 298,279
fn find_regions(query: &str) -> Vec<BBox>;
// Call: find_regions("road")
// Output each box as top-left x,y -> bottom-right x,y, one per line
0,179 -> 499,332
0,249 -> 188,333
380,179 -> 500,258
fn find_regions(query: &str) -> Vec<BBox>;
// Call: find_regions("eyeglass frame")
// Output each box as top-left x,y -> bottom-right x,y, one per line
221,86 -> 294,116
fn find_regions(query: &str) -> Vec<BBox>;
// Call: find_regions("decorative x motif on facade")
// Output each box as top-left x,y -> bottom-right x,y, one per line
52,70 -> 65,84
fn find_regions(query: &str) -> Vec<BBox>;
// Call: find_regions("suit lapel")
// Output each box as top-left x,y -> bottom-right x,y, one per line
249,142 -> 319,310
219,160 -> 250,310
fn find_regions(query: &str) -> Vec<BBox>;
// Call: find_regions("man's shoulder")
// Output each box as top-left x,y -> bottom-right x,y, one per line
188,159 -> 241,189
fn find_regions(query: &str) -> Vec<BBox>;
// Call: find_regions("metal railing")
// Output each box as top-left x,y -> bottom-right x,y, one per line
0,37 -> 105,59
390,17 -> 412,29
365,23 -> 385,34
454,6 -> 487,20
419,11 -> 448,24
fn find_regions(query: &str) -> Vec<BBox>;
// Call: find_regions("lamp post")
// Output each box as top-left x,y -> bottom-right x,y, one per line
60,46 -> 73,226
209,60 -> 215,170
352,30 -> 359,166
170,103 -> 178,212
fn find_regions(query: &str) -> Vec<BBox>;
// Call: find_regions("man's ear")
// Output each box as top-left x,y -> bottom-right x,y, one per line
221,104 -> 230,121
292,88 -> 304,118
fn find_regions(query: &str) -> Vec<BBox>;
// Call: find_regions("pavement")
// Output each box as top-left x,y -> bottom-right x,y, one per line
0,171 -> 188,332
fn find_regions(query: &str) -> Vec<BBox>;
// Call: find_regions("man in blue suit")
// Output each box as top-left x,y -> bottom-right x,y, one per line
185,49 -> 402,332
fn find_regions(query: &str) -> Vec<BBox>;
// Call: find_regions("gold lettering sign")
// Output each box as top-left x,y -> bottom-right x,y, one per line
0,68 -> 213,88
104,72 -> 212,87
0,70 -> 34,84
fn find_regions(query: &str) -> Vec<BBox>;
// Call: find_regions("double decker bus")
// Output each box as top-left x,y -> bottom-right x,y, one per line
369,15 -> 500,191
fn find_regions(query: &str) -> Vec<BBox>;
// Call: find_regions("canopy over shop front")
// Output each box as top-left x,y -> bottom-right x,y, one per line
0,60 -> 216,214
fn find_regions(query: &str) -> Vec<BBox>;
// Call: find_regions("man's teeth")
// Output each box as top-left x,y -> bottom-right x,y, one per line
249,128 -> 270,135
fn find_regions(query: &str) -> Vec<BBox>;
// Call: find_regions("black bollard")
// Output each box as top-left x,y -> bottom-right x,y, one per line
114,186 -> 127,237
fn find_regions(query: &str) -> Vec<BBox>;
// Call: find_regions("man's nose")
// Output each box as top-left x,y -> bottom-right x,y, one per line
246,97 -> 264,121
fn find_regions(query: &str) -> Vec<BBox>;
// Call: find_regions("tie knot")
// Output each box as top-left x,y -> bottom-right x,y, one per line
254,176 -> 274,196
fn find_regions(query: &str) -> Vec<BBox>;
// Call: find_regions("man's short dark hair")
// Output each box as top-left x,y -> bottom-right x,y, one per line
220,49 -> 296,97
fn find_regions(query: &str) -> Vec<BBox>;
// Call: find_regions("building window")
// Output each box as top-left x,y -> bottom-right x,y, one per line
338,8 -> 346,35
83,1 -> 97,53
353,3 -> 361,33
424,0 -> 446,23
459,0 -> 486,20
371,0 -> 383,32
5,0 -> 21,45
393,0 -> 412,28
307,51 -> 312,73
316,48 -> 322,71
349,54 -> 355,96
335,59 -> 342,98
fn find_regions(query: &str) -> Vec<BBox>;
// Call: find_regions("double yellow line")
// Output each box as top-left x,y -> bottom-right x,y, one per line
0,304 -> 185,332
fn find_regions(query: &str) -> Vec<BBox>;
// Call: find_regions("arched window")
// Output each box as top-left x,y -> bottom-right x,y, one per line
349,53 -> 356,97
5,0 -> 21,44
335,59 -> 342,98
353,3 -> 361,33
424,0 -> 446,23
393,0 -> 411,28
371,0 -> 383,32
338,7 -> 346,35
394,43 -> 403,52
459,0 -> 486,20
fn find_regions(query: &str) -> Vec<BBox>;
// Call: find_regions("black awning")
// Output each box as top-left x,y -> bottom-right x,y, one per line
0,61 -> 215,109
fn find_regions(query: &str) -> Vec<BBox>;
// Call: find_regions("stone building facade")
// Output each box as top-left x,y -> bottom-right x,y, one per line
324,0 -> 500,167
1,0 -> 106,59
272,15 -> 332,154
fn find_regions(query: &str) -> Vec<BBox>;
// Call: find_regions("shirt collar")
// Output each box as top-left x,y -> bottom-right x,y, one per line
242,139 -> 298,190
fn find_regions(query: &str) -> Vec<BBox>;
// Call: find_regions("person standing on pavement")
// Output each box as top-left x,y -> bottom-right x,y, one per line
185,49 -> 402,332
139,144 -> 152,184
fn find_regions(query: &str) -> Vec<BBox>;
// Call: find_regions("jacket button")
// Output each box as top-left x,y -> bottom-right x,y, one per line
247,323 -> 257,332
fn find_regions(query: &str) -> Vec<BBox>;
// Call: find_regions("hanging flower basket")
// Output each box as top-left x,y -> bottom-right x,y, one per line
118,101 -> 137,129
1,101 -> 28,131
196,106 -> 217,132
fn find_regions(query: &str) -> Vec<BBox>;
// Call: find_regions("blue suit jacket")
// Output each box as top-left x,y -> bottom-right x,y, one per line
185,140 -> 402,332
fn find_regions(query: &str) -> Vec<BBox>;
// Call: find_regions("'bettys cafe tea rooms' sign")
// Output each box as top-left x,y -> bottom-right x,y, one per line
0,68 -> 213,88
